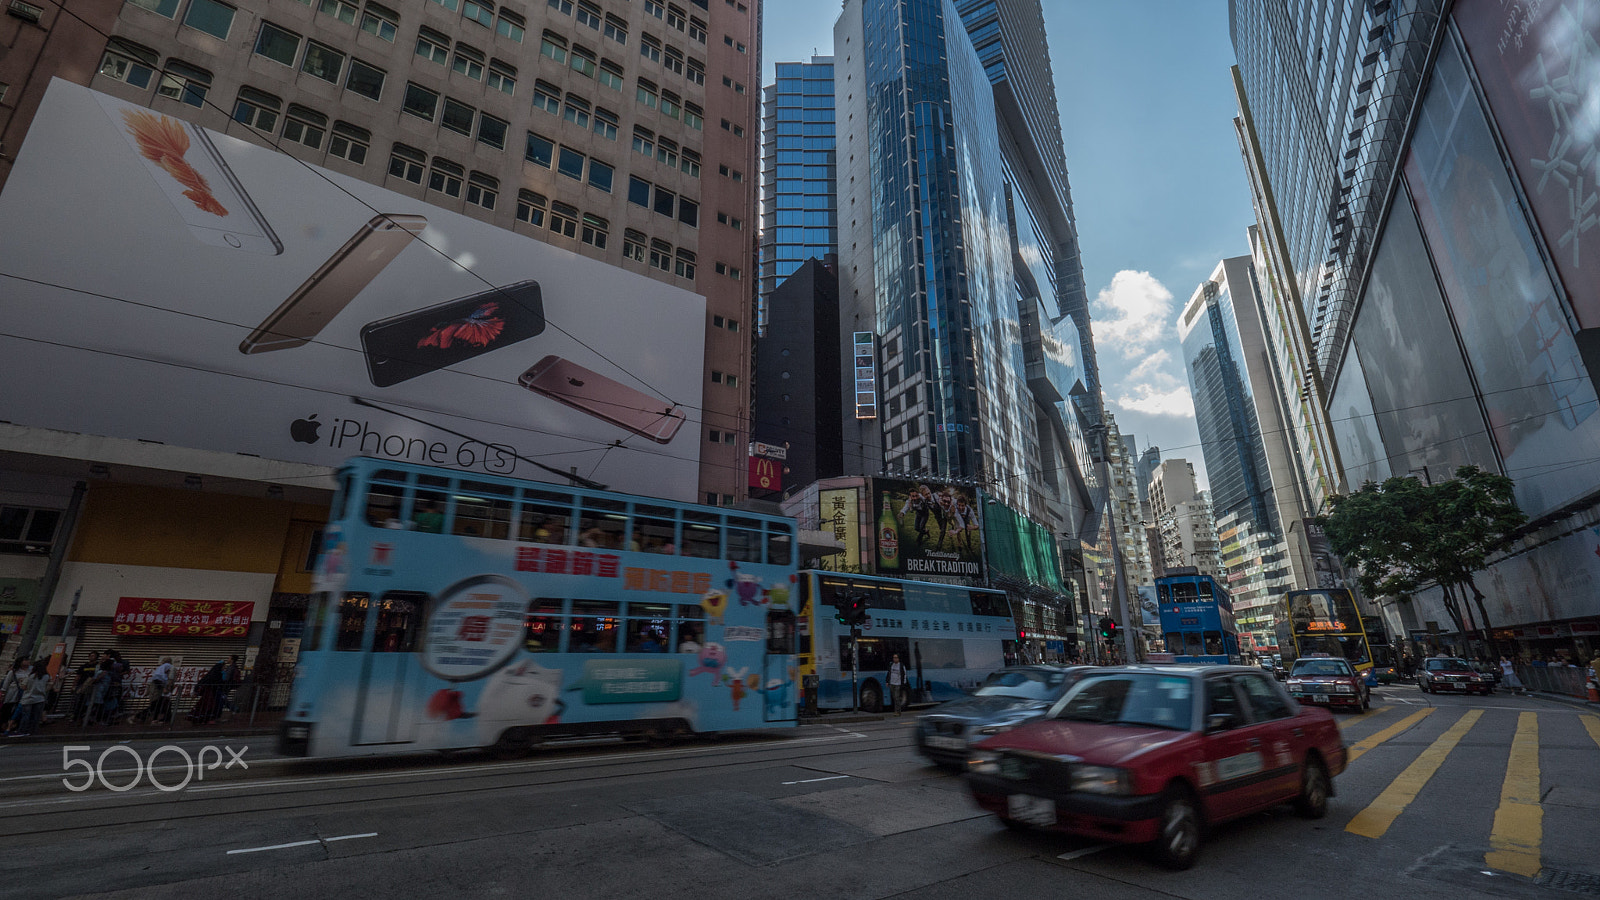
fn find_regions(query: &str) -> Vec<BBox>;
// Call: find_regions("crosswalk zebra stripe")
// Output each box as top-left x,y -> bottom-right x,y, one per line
1346,708 -> 1434,763
1485,712 -> 1542,878
1344,709 -> 1481,839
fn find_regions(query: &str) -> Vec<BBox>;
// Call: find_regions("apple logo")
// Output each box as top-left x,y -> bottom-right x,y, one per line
290,414 -> 323,444
567,377 -> 585,387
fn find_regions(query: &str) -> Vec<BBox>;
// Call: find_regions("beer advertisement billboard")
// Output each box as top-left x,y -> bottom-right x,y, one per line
872,479 -> 984,578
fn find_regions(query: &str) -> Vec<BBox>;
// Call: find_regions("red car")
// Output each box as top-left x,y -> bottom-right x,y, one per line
966,665 -> 1348,869
1286,655 -> 1370,710
1417,657 -> 1493,695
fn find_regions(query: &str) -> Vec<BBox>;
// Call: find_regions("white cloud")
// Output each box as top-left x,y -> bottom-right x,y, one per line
1127,348 -> 1172,381
1113,382 -> 1195,418
1090,270 -> 1175,359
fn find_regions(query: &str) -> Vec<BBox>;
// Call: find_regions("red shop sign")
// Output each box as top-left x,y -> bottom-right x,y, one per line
113,597 -> 254,638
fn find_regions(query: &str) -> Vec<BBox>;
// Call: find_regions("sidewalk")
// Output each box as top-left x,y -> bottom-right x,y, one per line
2,710 -> 283,745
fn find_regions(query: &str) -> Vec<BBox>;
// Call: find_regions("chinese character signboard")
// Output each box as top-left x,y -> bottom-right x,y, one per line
818,488 -> 860,570
873,478 -> 984,578
113,597 -> 255,637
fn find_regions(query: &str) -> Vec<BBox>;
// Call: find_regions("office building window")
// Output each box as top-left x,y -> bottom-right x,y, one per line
416,27 -> 450,65
496,8 -> 524,41
233,86 -> 282,132
156,60 -> 211,106
558,146 -> 585,180
101,40 -> 158,89
441,97 -> 475,135
127,0 -> 179,17
516,190 -> 547,226
524,131 -> 554,167
540,31 -> 567,63
623,230 -> 646,262
649,239 -> 672,271
549,201 -> 579,238
593,106 -> 618,140
477,113 -> 508,149
319,0 -> 357,25
329,121 -> 370,163
580,213 -> 608,248
604,14 -> 627,44
254,23 -> 301,66
428,157 -> 464,197
466,171 -> 498,209
598,60 -> 624,90
388,143 -> 425,182
183,0 -> 235,39
674,248 -> 695,279
588,158 -> 613,192
301,40 -> 345,83
533,80 -> 561,114
359,2 -> 397,40
487,59 -> 516,94
462,0 -> 493,27
628,176 -> 651,207
282,103 -> 328,148
402,82 -> 439,120
452,43 -> 485,80
344,58 -> 385,100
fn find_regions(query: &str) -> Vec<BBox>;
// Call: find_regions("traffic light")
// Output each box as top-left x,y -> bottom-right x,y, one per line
833,600 -> 850,625
1098,616 -> 1118,639
834,593 -> 871,627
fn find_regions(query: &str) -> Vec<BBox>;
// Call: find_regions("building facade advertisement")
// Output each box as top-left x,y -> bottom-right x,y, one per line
1455,0 -> 1600,328
112,598 -> 256,637
748,456 -> 782,492
0,81 -> 706,499
818,488 -> 860,571
874,479 -> 984,577
0,578 -> 37,635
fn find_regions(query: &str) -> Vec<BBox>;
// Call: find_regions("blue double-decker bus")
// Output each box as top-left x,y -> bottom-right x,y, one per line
281,457 -> 799,758
1155,568 -> 1241,665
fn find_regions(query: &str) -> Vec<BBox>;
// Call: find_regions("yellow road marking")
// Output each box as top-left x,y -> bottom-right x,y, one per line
1485,712 -> 1542,878
1345,709 -> 1481,838
1346,708 -> 1434,763
1582,715 -> 1600,750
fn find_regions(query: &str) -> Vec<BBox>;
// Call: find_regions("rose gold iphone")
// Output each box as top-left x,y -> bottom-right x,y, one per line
519,355 -> 685,444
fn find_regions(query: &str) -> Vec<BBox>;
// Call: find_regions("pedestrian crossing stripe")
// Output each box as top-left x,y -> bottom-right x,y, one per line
1345,709 -> 1481,839
1345,708 -> 1434,763
1485,712 -> 1542,878
1582,715 -> 1600,750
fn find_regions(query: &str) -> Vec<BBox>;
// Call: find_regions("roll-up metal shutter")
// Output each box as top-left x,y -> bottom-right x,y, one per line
56,620 -> 249,716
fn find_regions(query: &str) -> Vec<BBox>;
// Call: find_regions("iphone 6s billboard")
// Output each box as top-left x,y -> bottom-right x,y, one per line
0,81 -> 704,498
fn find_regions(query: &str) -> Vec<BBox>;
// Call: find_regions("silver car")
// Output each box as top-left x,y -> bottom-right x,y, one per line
915,665 -> 1094,768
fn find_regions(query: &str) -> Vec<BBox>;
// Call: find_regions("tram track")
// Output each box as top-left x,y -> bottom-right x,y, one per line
0,721 -> 932,837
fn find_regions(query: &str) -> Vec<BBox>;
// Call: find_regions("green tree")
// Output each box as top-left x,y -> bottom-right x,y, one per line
1318,466 -> 1525,656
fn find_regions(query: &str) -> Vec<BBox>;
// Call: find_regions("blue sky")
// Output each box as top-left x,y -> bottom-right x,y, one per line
762,1 -> 1258,488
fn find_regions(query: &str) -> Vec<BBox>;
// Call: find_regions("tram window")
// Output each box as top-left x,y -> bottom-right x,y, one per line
1164,632 -> 1183,652
1198,580 -> 1212,597
632,505 -> 678,554
1183,632 -> 1203,657
578,498 -> 627,549
518,489 -> 574,544
524,597 -> 565,653
766,610 -> 796,654
726,517 -> 762,562
335,592 -> 371,651
766,524 -> 792,566
412,489 -> 448,533
675,602 -> 704,651
452,484 -> 513,539
365,481 -> 407,527
330,471 -> 354,523
1204,631 -> 1223,655
1172,582 -> 1198,601
625,602 -> 672,651
681,510 -> 721,558
569,599 -> 620,652
1157,584 -> 1169,602
373,591 -> 425,652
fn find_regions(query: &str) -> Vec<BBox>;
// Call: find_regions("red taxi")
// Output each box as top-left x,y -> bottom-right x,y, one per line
1285,654 -> 1370,711
1417,656 -> 1493,695
965,665 -> 1347,869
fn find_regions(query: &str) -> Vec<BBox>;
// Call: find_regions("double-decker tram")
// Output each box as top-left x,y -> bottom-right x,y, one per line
281,457 -> 799,758
794,571 -> 1018,712
1155,568 -> 1242,664
1282,588 -> 1374,672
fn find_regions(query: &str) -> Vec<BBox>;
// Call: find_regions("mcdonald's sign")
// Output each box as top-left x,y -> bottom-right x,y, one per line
748,456 -> 782,492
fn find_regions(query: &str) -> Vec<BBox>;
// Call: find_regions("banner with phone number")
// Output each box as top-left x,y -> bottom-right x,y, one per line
113,597 -> 254,637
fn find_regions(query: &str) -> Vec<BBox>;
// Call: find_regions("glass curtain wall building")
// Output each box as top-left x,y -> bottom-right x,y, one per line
1233,0 -> 1600,655
758,57 -> 837,334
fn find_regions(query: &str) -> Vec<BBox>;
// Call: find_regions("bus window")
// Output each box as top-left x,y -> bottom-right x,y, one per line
1204,631 -> 1223,655
518,489 -> 573,544
335,592 -> 371,651
767,523 -> 793,566
681,510 -> 721,558
569,600 -> 620,652
631,505 -> 678,554
969,592 -> 1010,618
726,517 -> 763,563
852,635 -> 910,671
1183,632 -> 1203,657
625,603 -> 672,651
524,597 -> 564,653
452,481 -> 513,539
767,609 -> 796,654
373,592 -> 425,652
578,499 -> 627,549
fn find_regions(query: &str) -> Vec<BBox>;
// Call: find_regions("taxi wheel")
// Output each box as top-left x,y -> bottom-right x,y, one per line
1151,787 -> 1201,870
859,682 -> 883,714
1294,758 -> 1330,819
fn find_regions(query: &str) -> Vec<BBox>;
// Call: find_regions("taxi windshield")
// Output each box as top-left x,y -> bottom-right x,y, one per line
974,669 -> 1066,701
1426,658 -> 1471,670
1292,660 -> 1352,676
1051,673 -> 1193,731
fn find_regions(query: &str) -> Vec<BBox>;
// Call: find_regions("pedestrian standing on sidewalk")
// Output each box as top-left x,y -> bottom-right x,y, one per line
191,658 -> 227,724
1499,655 -> 1523,694
7,660 -> 51,736
888,653 -> 907,715
85,660 -> 115,725
142,657 -> 174,724
0,657 -> 28,730
72,651 -> 100,724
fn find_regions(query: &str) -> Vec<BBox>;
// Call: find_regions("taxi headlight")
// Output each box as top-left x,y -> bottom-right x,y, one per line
977,722 -> 1018,735
1070,765 -> 1131,795
967,751 -> 1001,776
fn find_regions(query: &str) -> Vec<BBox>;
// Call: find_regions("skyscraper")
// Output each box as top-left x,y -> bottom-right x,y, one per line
1232,1 -> 1600,651
758,56 -> 836,334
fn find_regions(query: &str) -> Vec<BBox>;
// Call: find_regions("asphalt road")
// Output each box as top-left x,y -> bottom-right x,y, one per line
1,686 -> 1596,900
